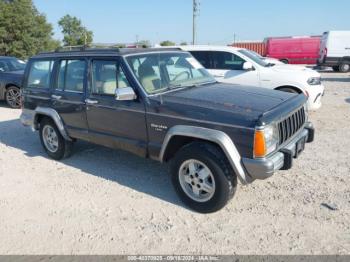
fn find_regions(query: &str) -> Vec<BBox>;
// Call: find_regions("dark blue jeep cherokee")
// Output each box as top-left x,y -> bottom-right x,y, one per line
20,48 -> 314,213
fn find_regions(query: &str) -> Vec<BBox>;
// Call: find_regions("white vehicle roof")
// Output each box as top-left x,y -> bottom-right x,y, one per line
176,45 -> 244,52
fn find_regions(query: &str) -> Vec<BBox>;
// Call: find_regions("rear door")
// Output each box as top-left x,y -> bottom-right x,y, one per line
50,58 -> 88,138
22,59 -> 55,109
85,58 -> 147,157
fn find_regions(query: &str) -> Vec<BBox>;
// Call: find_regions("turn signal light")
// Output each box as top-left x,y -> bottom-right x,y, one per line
254,130 -> 266,158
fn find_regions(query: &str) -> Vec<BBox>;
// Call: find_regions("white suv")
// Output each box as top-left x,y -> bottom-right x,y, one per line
178,45 -> 324,110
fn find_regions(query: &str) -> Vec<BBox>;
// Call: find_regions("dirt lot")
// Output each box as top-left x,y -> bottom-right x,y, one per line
0,72 -> 349,255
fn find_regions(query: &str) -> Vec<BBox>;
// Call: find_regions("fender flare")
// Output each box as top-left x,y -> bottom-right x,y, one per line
34,107 -> 72,141
159,125 -> 252,184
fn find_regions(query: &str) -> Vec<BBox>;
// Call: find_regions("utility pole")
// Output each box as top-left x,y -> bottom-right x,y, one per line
193,0 -> 200,45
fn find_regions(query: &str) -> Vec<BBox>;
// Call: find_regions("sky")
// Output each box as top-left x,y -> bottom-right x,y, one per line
33,0 -> 350,45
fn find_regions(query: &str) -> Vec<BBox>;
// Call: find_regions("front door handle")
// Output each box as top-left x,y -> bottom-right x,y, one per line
85,99 -> 99,105
51,95 -> 62,100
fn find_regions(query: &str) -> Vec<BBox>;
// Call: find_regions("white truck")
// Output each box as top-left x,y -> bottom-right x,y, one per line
318,31 -> 350,72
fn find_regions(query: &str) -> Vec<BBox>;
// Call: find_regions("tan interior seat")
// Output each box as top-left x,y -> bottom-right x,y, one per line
138,63 -> 161,93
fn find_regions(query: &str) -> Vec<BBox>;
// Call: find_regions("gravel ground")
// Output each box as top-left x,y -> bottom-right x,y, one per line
0,72 -> 349,255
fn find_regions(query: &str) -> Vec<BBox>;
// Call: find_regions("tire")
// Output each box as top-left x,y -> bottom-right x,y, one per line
280,59 -> 289,64
339,63 -> 350,73
5,86 -> 21,109
277,87 -> 299,94
170,142 -> 237,213
39,118 -> 73,160
332,66 -> 340,72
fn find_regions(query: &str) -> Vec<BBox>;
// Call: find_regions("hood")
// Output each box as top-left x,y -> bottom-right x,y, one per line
152,83 -> 297,128
272,64 -> 319,74
6,70 -> 24,76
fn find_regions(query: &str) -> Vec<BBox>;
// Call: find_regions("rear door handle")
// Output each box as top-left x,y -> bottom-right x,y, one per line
85,99 -> 99,105
51,95 -> 62,100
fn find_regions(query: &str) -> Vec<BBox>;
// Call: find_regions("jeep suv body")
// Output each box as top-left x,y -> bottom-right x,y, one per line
20,48 -> 315,213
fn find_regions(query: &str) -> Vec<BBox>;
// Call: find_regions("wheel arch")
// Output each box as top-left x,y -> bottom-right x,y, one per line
275,85 -> 303,94
341,56 -> 350,62
160,125 -> 251,184
5,83 -> 20,89
34,107 -> 72,141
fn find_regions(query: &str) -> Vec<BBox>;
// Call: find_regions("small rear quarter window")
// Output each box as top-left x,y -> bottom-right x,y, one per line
27,60 -> 54,89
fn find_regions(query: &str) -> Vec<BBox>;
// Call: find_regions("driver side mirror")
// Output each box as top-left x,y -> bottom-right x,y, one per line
115,87 -> 137,101
243,62 -> 254,71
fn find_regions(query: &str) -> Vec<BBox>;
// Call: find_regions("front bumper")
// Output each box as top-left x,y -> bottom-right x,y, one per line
306,84 -> 325,111
242,122 -> 314,181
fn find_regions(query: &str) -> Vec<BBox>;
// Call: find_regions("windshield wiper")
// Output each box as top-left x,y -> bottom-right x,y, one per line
265,63 -> 275,67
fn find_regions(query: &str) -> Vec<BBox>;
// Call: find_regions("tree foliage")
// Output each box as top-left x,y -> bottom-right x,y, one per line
160,40 -> 176,46
137,40 -> 151,48
58,14 -> 93,46
0,0 -> 59,58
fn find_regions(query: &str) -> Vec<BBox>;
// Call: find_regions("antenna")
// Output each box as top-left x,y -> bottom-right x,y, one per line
193,0 -> 200,45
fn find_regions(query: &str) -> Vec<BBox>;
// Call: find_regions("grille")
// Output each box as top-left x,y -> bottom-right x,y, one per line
278,107 -> 306,145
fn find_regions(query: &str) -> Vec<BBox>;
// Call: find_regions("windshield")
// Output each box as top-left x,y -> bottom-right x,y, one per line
238,49 -> 270,67
0,58 -> 26,72
126,52 -> 215,95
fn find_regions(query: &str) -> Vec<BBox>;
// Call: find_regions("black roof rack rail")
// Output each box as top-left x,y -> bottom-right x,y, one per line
38,45 -> 121,55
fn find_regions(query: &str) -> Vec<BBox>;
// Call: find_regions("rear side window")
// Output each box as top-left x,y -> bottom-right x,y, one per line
190,51 -> 211,68
56,60 -> 86,92
27,60 -> 54,88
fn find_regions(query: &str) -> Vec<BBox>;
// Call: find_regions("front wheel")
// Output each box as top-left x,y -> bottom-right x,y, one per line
39,118 -> 73,160
5,86 -> 21,109
170,142 -> 237,213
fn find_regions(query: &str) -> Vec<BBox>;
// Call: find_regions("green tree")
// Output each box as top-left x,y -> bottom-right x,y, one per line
160,40 -> 176,46
58,14 -> 93,46
0,0 -> 58,58
180,42 -> 188,46
137,40 -> 151,48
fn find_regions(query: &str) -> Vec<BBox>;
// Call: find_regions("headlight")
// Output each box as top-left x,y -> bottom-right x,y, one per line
307,77 -> 321,85
254,124 -> 279,158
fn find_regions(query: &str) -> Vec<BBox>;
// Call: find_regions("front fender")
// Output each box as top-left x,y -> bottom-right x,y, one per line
159,125 -> 252,184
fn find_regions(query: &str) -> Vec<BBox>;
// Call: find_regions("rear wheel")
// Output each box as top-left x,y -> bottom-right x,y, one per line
5,86 -> 21,109
39,118 -> 73,160
339,63 -> 350,73
280,59 -> 289,64
170,142 -> 237,213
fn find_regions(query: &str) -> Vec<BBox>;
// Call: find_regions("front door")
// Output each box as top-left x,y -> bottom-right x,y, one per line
50,58 -> 88,138
208,51 -> 260,87
85,58 -> 147,157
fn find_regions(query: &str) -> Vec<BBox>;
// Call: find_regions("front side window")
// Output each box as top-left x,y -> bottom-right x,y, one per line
126,52 -> 215,95
57,60 -> 86,92
212,51 -> 246,70
27,60 -> 54,89
91,60 -> 131,96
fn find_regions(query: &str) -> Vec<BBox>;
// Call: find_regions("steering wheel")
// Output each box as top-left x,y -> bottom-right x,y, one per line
173,71 -> 190,82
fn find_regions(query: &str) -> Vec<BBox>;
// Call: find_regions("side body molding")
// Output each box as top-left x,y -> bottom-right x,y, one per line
159,125 -> 251,184
34,107 -> 72,141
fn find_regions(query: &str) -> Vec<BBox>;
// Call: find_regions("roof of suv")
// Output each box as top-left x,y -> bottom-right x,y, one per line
32,48 -> 184,59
